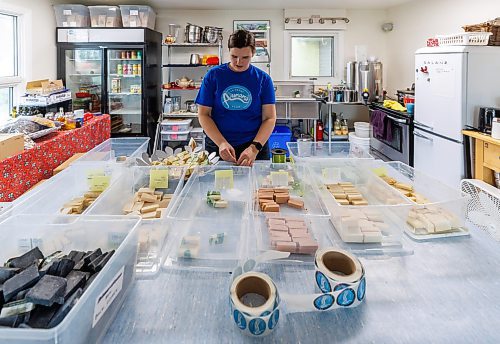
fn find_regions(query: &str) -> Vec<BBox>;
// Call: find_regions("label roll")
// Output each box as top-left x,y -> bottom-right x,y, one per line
229,272 -> 281,337
271,149 -> 287,164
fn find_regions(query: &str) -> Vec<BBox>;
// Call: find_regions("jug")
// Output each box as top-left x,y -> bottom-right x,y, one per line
175,76 -> 194,88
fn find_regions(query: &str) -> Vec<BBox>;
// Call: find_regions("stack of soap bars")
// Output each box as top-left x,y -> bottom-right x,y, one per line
325,182 -> 368,206
122,188 -> 173,219
60,191 -> 102,215
206,191 -> 228,208
257,188 -> 304,212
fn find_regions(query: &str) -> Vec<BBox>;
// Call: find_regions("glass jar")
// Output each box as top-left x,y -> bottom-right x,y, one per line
341,119 -> 349,135
334,118 -> 342,136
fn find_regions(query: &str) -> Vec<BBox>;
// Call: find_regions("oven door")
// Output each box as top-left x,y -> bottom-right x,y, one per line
369,112 -> 410,165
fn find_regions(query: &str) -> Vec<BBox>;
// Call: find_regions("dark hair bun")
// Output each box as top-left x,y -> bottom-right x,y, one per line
228,29 -> 256,53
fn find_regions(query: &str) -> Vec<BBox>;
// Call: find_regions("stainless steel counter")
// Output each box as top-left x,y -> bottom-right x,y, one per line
103,226 -> 500,343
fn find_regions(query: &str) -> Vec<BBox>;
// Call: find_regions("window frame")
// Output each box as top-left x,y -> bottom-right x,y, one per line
284,30 -> 344,84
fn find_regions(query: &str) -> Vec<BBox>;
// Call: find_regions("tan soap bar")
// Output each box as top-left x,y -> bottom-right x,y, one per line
159,198 -> 171,208
154,191 -> 164,197
259,194 -> 274,200
163,193 -> 174,199
132,201 -> 144,212
138,187 -> 155,195
337,199 -> 350,205
274,188 -> 289,193
274,194 -> 289,204
141,204 -> 159,214
347,194 -> 364,201
84,192 -> 101,198
351,200 -> 369,206
297,240 -> 319,254
395,182 -> 413,191
288,198 -> 304,209
142,211 -> 157,219
141,193 -> 158,203
264,204 -> 280,212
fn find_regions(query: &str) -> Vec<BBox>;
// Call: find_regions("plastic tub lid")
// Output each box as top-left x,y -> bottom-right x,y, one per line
354,122 -> 370,128
190,127 -> 203,132
349,132 -> 370,143
161,119 -> 192,125
161,129 -> 191,135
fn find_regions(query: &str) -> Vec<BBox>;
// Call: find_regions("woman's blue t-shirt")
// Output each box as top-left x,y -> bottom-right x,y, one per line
195,63 -> 275,146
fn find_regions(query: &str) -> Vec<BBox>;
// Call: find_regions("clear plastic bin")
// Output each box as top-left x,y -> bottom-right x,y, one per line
307,160 -> 413,257
53,4 -> 90,27
164,165 -> 253,271
160,119 -> 192,132
77,137 -> 150,163
190,127 -> 204,139
286,142 -> 373,163
87,166 -> 186,278
89,6 -> 122,28
0,202 -> 11,216
119,5 -> 156,29
369,161 -> 470,240
252,162 -> 330,218
161,130 -> 190,141
0,214 -> 140,344
11,163 -> 123,216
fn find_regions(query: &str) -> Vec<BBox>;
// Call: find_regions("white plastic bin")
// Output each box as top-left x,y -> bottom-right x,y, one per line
354,122 -> 370,138
190,127 -> 204,139
0,214 -> 140,344
77,137 -> 150,163
53,4 -> 90,27
87,166 -> 186,278
119,5 -> 156,29
89,6 -> 122,28
161,130 -> 191,141
160,119 -> 192,132
287,141 -> 373,163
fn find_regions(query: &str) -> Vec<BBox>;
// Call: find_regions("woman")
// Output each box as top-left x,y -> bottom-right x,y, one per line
195,29 -> 277,166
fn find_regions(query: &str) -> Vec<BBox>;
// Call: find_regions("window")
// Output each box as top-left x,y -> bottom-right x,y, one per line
284,31 -> 344,83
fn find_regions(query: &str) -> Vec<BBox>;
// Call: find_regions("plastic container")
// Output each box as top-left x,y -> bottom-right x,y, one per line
119,5 -> 156,29
53,4 -> 90,27
286,141 -> 374,163
87,166 -> 186,278
77,137 -> 150,163
161,130 -> 191,141
252,162 -> 330,218
189,127 -> 204,140
89,6 -> 122,28
436,32 -> 492,46
10,163 -> 123,216
354,122 -> 370,138
307,160 -> 413,257
160,119 -> 192,132
0,202 -> 11,216
164,165 -> 253,271
0,214 -> 140,344
369,160 -> 470,240
268,126 -> 292,157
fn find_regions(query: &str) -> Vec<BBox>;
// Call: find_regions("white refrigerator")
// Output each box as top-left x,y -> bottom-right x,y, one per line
414,46 -> 500,188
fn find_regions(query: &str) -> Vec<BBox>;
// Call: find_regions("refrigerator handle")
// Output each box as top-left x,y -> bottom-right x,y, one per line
386,115 -> 407,124
414,121 -> 433,130
414,131 -> 434,142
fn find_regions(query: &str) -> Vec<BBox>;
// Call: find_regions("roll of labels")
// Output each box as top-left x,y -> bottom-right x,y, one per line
271,148 -> 287,164
229,248 -> 366,336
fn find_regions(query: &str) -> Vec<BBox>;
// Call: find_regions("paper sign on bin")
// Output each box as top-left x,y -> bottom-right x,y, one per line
150,170 -> 169,189
215,170 -> 234,189
270,172 -> 289,187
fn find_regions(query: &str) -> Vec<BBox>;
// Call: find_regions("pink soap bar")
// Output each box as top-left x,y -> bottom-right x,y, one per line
269,224 -> 289,232
284,216 -> 303,222
286,221 -> 307,229
270,234 -> 291,241
268,218 -> 286,226
297,240 -> 319,254
291,233 -> 312,240
276,241 -> 298,253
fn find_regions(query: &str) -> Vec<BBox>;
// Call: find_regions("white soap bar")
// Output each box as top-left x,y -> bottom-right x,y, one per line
338,227 -> 363,243
363,231 -> 383,243
417,214 -> 435,233
427,214 -> 452,233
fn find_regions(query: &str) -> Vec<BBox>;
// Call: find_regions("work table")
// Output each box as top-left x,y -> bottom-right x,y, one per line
462,130 -> 500,186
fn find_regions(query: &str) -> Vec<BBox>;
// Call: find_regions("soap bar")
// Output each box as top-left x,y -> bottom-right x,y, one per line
0,267 -> 20,284
287,198 -> 304,209
48,288 -> 83,328
26,275 -> 67,307
0,299 -> 36,319
55,258 -> 75,277
209,233 -> 226,245
3,264 -> 40,302
82,249 -> 102,268
140,193 -> 158,203
64,271 -> 89,299
276,241 -> 297,253
6,247 -> 44,270
27,304 -> 60,329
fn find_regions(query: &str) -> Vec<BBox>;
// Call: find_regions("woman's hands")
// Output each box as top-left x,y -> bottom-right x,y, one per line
218,141 -> 237,163
237,145 -> 258,166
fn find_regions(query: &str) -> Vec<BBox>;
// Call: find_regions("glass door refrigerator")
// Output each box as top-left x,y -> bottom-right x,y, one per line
57,28 -> 162,139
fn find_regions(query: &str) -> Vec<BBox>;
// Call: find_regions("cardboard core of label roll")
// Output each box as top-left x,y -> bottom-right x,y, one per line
316,248 -> 363,283
231,272 -> 276,316
237,276 -> 270,306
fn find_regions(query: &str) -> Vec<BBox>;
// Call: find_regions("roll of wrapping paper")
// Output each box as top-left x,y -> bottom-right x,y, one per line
271,149 -> 287,164
229,248 -> 365,336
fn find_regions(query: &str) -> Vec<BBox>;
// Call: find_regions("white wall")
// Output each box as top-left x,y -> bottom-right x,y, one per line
386,0 -> 500,96
0,0 -> 56,82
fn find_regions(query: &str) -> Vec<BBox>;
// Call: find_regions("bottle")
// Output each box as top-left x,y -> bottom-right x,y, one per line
137,63 -> 141,76
334,118 -> 342,136
316,120 -> 324,141
133,64 -> 138,75
131,50 -> 137,59
117,63 -> 122,75
123,64 -> 128,75
137,50 -> 142,59
128,64 -> 132,75
341,118 -> 349,135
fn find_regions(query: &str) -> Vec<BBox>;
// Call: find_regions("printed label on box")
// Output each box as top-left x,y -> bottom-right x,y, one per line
215,170 -> 234,189
87,169 -> 110,192
270,171 -> 288,187
93,266 -> 124,328
130,10 -> 139,16
150,169 -> 169,189
371,167 -> 388,177
322,168 -> 341,184
63,9 -> 72,15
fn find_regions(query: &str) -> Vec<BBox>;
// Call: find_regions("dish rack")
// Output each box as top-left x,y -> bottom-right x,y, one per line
436,32 -> 492,46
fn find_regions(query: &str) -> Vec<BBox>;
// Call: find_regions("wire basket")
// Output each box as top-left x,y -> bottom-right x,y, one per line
436,32 -> 492,46
463,19 -> 500,46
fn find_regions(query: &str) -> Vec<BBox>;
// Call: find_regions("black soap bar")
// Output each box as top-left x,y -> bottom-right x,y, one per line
27,304 -> 60,329
55,259 -> 75,278
64,271 -> 88,300
83,249 -> 102,267
0,267 -> 20,284
87,254 -> 106,273
39,260 -> 58,277
94,251 -> 115,272
83,273 -> 98,292
48,288 -> 83,328
3,265 -> 40,302
39,251 -> 64,270
6,247 -> 44,270
73,258 -> 85,271
15,288 -> 31,301
67,251 -> 86,264
26,275 -> 67,307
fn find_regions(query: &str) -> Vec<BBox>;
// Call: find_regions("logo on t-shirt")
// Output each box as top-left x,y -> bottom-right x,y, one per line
221,85 -> 252,110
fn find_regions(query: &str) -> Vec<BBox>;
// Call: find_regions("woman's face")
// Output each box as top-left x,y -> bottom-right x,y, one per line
229,47 -> 254,72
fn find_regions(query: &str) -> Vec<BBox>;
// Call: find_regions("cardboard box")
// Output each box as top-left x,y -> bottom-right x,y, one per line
0,134 -> 24,160
53,153 -> 85,175
25,79 -> 65,96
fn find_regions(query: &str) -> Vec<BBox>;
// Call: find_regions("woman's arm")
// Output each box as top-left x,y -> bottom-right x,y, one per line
237,104 -> 277,166
198,105 -> 236,162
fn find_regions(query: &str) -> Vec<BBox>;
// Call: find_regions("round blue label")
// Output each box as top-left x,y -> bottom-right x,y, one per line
260,311 -> 271,317
243,259 -> 256,272
337,288 -> 356,307
334,283 -> 350,292
221,85 -> 252,110
274,291 -> 280,310
357,278 -> 366,301
315,271 -> 332,293
313,294 -> 335,310
233,309 -> 246,330
249,318 -> 266,336
268,309 -> 280,330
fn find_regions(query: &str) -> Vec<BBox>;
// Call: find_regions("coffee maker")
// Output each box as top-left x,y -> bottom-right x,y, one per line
478,107 -> 500,133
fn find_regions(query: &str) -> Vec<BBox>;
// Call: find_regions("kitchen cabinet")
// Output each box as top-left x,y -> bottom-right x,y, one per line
462,130 -> 500,186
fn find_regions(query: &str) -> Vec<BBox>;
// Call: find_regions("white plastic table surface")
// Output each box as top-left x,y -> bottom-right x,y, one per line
103,227 -> 500,343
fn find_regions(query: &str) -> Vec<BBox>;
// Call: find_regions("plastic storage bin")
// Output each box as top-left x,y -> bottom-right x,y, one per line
252,162 -> 330,218
287,141 -> 374,163
0,214 -> 140,344
53,4 -> 90,27
369,160 -> 470,240
307,160 -> 413,257
165,165 -> 253,271
160,119 -> 192,132
87,166 -> 186,277
77,137 -> 150,163
189,127 -> 204,140
268,126 -> 292,157
354,122 -> 370,138
161,130 -> 191,141
89,6 -> 122,27
119,5 -> 156,29
10,163 -> 123,216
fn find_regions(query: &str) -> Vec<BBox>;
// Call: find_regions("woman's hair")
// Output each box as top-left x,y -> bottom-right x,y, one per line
228,29 -> 256,53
